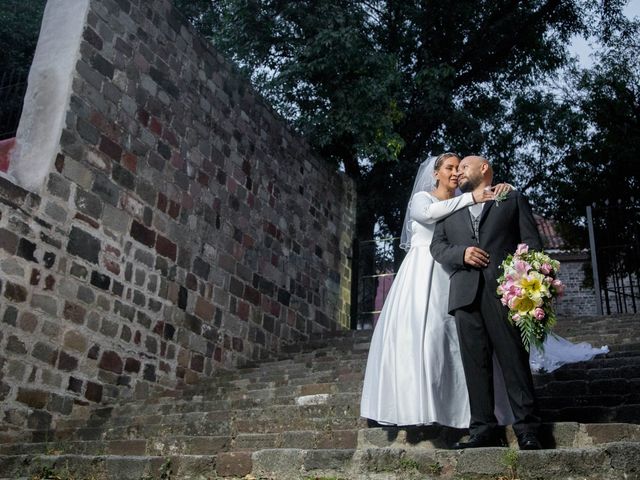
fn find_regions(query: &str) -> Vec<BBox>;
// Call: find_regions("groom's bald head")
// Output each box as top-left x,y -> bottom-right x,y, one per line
458,156 -> 493,192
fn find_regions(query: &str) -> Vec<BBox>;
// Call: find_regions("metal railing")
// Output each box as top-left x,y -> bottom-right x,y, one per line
0,69 -> 28,140
586,205 -> 639,315
351,236 -> 404,330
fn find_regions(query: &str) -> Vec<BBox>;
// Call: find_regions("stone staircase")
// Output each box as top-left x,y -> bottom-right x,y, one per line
1,314 -> 639,479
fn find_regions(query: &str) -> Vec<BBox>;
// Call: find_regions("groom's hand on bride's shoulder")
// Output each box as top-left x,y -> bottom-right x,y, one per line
464,247 -> 489,268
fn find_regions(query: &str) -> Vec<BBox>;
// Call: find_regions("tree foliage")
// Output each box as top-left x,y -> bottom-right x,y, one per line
0,0 -> 45,75
495,14 -> 640,248
174,0 -> 628,242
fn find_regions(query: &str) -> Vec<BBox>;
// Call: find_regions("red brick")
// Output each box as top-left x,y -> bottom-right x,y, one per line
55,154 -> 65,172
130,220 -> 156,247
149,117 -> 162,135
195,296 -> 214,320
170,151 -> 183,169
57,351 -> 79,372
124,357 -> 141,373
157,192 -> 168,212
163,129 -> 178,147
99,135 -> 122,161
244,285 -> 261,306
167,200 -> 180,219
190,353 -> 204,372
155,235 -> 177,261
16,388 -> 48,409
99,350 -> 123,374
237,300 -> 250,321
232,337 -> 243,352
122,152 -> 137,173
74,212 -> 100,229
64,301 -> 86,324
30,269 -> 41,286
186,273 -> 198,290
197,171 -> 209,186
4,282 -> 27,302
85,381 -> 103,402
44,275 -> 55,291
105,244 -> 121,257
137,109 -> 149,126
104,258 -> 121,275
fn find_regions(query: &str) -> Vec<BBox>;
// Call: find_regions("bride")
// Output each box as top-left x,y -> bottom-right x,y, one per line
360,153 -> 607,427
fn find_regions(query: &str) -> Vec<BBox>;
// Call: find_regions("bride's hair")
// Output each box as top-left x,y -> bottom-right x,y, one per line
434,152 -> 459,171
399,152 -> 460,250
433,152 -> 460,187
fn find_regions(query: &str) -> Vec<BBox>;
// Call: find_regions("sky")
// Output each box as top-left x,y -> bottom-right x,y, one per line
570,0 -> 640,66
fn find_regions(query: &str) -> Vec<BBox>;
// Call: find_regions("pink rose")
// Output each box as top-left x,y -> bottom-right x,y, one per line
540,263 -> 553,275
512,313 -> 521,322
552,279 -> 565,296
515,243 -> 529,255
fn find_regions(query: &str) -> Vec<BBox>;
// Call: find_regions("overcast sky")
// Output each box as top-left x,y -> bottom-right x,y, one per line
570,0 -> 640,66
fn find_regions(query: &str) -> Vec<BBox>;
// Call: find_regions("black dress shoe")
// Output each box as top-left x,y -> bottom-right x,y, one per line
517,432 -> 541,450
452,434 -> 504,449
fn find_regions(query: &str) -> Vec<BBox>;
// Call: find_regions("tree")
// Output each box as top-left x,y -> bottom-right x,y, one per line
492,12 -> 640,249
556,20 -> 639,248
174,0 -> 615,244
0,0 -> 45,138
0,0 -> 45,75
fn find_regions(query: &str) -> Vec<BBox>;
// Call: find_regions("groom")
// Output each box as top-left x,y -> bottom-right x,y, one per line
430,155 -> 543,450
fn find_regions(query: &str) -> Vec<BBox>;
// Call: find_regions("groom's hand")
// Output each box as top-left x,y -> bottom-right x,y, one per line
464,247 -> 489,268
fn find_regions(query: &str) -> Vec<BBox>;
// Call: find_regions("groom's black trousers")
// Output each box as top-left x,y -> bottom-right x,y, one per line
454,276 -> 541,437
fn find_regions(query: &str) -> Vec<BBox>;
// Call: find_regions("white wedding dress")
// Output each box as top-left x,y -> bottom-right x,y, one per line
360,191 -> 608,427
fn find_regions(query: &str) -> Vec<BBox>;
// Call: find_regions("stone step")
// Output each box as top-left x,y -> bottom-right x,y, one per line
8,441 -> 639,480
0,454 -> 215,480
233,428 -> 359,451
7,420 -> 638,460
358,422 -> 640,450
0,435 -> 229,456
51,347 -> 636,425
251,442 -> 640,480
14,350 -> 639,448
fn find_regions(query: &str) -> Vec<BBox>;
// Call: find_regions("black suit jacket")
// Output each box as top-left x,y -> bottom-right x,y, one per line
430,191 -> 543,314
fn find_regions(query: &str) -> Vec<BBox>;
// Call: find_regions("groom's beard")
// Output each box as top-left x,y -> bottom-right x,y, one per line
459,176 -> 481,193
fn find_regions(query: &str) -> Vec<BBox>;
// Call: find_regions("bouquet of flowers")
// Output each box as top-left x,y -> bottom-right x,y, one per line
496,243 -> 565,352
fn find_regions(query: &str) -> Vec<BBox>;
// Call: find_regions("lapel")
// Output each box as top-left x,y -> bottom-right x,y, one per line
479,200 -> 495,227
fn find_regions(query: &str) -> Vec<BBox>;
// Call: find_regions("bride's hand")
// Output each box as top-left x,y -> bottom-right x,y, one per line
472,187 -> 495,204
492,183 -> 513,196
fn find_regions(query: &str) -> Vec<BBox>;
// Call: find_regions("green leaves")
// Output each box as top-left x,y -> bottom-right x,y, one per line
0,0 -> 46,75
172,0 -> 631,241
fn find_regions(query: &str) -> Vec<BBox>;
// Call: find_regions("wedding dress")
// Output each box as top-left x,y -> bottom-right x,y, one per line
360,189 -> 608,427
360,190 -> 475,427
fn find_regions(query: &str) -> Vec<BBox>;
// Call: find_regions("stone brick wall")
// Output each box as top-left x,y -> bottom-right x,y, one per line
0,0 -> 355,435
551,252 -> 599,317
